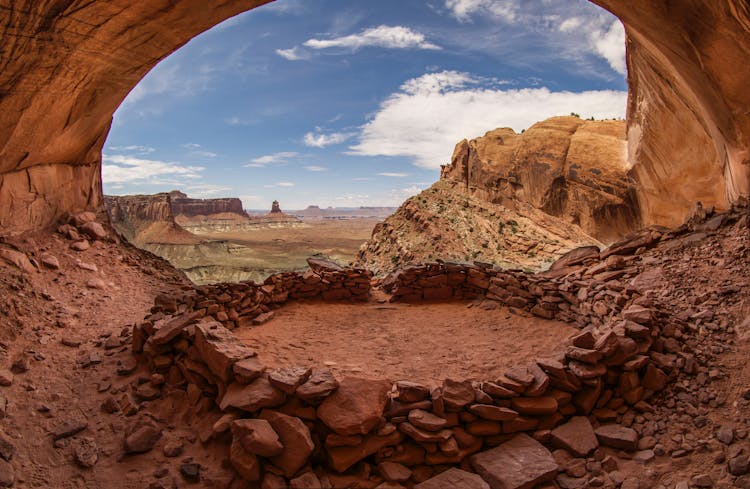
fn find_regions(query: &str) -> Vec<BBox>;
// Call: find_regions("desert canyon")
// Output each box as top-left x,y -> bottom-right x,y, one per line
0,1 -> 748,489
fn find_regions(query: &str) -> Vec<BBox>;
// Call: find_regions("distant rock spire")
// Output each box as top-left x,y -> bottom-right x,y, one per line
270,200 -> 282,214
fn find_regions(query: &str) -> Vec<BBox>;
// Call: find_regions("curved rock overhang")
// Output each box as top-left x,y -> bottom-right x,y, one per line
0,0 -> 748,235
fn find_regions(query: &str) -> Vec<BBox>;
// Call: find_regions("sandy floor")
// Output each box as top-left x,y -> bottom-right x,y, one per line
235,301 -> 578,386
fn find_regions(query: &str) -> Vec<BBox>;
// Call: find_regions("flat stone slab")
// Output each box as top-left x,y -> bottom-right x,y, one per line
595,424 -> 638,451
415,468 -> 490,489
470,433 -> 558,489
549,416 -> 599,457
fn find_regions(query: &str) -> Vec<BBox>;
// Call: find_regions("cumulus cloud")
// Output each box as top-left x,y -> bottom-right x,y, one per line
348,70 -> 627,168
246,152 -> 300,167
445,0 -> 519,22
304,25 -> 441,51
590,20 -> 627,75
303,131 -> 356,148
559,17 -> 583,33
277,25 -> 441,60
442,0 -> 626,77
102,154 -> 204,185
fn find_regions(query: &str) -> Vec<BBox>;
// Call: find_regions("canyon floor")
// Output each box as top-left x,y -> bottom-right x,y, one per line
151,218 -> 380,285
0,207 -> 747,488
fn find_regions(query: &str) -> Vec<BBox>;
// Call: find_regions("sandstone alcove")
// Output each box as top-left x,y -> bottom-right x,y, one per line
1,0 -> 749,237
1,2 -> 749,488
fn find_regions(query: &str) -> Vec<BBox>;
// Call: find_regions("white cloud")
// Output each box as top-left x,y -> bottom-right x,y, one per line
191,150 -> 218,159
277,182 -> 296,187
246,152 -> 300,167
109,145 -> 155,154
303,25 -> 441,51
304,166 -> 328,172
225,116 -> 254,126
441,1 -> 626,77
559,17 -> 583,33
348,70 -> 627,169
590,20 -> 626,75
181,143 -> 218,159
377,172 -> 410,178
303,131 -> 356,148
275,47 -> 311,61
445,0 -> 519,22
102,154 -> 204,184
400,70 -> 477,96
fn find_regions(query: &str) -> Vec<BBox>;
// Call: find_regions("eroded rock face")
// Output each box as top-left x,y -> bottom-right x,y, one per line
0,0 -> 748,235
0,0 -> 271,235
591,0 -> 750,227
168,191 -> 248,218
441,117 -> 639,243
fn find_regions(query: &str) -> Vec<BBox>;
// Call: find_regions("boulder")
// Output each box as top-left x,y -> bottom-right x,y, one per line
327,430 -> 404,473
258,410 -> 314,477
595,424 -> 638,451
219,378 -> 285,412
268,366 -> 312,394
470,433 -> 558,489
230,438 -> 261,481
195,320 -> 256,383
318,377 -> 391,435
231,419 -> 283,457
79,221 -> 107,240
296,368 -> 339,404
415,468 -> 490,489
549,416 -> 599,457
442,379 -> 475,411
124,418 -> 162,454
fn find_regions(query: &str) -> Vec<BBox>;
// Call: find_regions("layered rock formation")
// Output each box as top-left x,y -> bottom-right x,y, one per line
1,1 -> 749,236
358,117 -> 643,275
169,191 -> 248,218
0,0 -> 271,235
441,117 -> 639,243
104,193 -> 198,246
105,192 -> 309,284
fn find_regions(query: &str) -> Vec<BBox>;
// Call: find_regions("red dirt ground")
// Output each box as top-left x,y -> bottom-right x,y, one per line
234,300 -> 577,386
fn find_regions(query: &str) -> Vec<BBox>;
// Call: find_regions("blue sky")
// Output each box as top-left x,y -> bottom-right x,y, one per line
103,0 -> 628,210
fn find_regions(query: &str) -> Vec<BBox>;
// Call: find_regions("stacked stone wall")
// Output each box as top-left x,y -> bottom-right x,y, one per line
127,225 -> 709,487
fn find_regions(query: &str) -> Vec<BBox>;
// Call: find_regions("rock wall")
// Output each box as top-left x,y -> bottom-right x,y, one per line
169,191 -> 248,218
1,1 -> 748,235
591,0 -> 750,227
441,117 -> 640,243
128,207 -> 747,487
0,0 -> 270,235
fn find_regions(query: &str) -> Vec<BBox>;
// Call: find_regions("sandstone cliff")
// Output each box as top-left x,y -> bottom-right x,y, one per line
442,116 -> 639,243
357,117 -> 644,275
104,194 -> 198,246
169,191 -> 248,218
